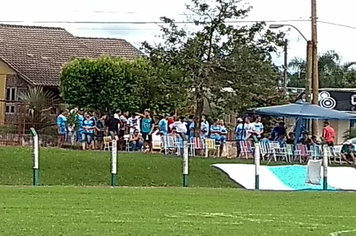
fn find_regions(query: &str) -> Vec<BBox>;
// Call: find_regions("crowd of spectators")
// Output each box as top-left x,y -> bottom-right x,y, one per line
56,108 -> 228,155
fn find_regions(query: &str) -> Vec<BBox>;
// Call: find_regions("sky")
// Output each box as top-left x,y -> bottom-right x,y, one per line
1,0 -> 356,68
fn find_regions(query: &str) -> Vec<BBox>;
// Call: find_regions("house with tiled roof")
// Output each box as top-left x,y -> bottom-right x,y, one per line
0,24 -> 142,124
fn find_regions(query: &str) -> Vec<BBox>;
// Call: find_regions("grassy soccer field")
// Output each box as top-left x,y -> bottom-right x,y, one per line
0,146 -> 240,187
1,187 -> 356,236
1,147 -> 356,235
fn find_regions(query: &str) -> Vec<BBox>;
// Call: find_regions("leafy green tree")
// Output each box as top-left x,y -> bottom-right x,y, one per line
288,51 -> 356,88
60,57 -> 141,113
142,0 -> 287,135
60,57 -> 190,114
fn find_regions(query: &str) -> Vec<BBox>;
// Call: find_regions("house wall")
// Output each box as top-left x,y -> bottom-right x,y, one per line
0,60 -> 16,124
4,74 -> 30,123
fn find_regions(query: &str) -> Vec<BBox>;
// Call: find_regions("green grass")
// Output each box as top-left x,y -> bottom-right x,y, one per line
0,147 -> 240,187
1,187 -> 356,236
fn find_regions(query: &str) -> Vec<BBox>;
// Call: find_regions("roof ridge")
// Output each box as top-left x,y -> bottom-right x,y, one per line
0,23 -> 65,31
77,36 -> 126,41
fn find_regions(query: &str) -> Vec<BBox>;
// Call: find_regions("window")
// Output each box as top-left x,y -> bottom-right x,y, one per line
6,87 -> 17,101
5,104 -> 15,114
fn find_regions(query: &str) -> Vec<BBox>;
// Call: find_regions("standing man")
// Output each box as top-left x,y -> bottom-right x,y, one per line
105,112 -> 119,141
235,118 -> 245,157
167,111 -> 176,134
141,110 -> 155,152
185,115 -> 194,138
128,113 -> 140,135
76,108 -> 84,143
253,116 -> 264,140
56,110 -> 68,148
322,120 -> 335,147
201,115 -> 210,138
158,115 -> 168,136
82,112 -> 96,150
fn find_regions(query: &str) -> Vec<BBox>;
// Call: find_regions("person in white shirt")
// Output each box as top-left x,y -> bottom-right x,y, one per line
127,113 -> 140,134
244,117 -> 256,140
201,115 -> 210,138
252,116 -> 264,140
170,116 -> 187,140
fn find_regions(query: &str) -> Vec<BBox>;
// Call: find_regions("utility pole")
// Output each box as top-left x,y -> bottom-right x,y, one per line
283,39 -> 288,92
305,41 -> 313,103
311,0 -> 319,136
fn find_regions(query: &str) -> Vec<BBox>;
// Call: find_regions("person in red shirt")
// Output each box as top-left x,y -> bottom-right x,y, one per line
322,120 -> 335,146
167,111 -> 176,134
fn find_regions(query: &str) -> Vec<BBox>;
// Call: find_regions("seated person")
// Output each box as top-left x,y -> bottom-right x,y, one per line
341,141 -> 355,165
297,131 -> 312,147
286,132 -> 295,144
129,129 -> 144,151
210,119 -> 221,144
311,136 -> 321,145
260,133 -> 270,146
276,134 -> 287,147
271,122 -> 286,141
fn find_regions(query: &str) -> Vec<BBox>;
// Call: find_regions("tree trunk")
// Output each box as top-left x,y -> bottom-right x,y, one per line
194,90 -> 204,137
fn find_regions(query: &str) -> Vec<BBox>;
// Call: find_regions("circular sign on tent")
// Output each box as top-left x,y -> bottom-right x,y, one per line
320,97 -> 337,109
318,91 -> 330,101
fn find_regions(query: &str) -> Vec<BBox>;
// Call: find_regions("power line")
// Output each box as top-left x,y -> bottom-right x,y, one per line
2,19 -> 356,31
318,20 -> 356,30
0,19 -> 309,24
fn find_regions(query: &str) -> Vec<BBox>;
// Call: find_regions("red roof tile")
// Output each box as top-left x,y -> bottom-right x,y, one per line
0,24 -> 142,86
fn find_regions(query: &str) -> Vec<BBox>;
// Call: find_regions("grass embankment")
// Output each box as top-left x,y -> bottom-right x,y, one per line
0,147 -> 240,187
1,187 -> 355,236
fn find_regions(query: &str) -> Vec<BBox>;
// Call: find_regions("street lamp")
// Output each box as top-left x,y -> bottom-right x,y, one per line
269,24 -> 313,104
269,24 -> 308,42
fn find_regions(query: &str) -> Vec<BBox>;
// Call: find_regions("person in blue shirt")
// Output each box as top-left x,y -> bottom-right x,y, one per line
158,115 -> 168,136
56,110 -> 68,147
82,112 -> 96,150
210,119 -> 221,144
185,115 -> 194,137
235,117 -> 246,157
220,120 -> 228,157
76,108 -> 85,143
271,122 -> 286,141
188,122 -> 195,141
140,110 -> 155,152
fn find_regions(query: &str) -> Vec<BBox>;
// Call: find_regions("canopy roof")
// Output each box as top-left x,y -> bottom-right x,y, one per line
248,101 -> 356,120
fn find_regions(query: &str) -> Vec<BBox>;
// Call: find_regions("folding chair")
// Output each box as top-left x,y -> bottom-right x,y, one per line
285,144 -> 294,163
103,136 -> 112,151
189,137 -> 204,157
204,138 -> 220,158
267,141 -> 287,162
295,144 -> 310,163
260,140 -> 273,161
163,135 -> 176,155
327,146 -> 342,165
310,145 -> 322,160
123,134 -> 130,152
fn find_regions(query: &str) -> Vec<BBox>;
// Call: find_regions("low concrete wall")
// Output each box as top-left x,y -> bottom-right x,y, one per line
0,134 -> 56,147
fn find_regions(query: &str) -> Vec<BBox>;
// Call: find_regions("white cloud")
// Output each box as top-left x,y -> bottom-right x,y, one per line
1,0 -> 356,66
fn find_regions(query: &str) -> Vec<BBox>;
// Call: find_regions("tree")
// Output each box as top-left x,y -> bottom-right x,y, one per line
142,0 -> 287,135
60,57 -> 190,114
60,57 -> 141,113
18,87 -> 59,131
288,51 -> 356,88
